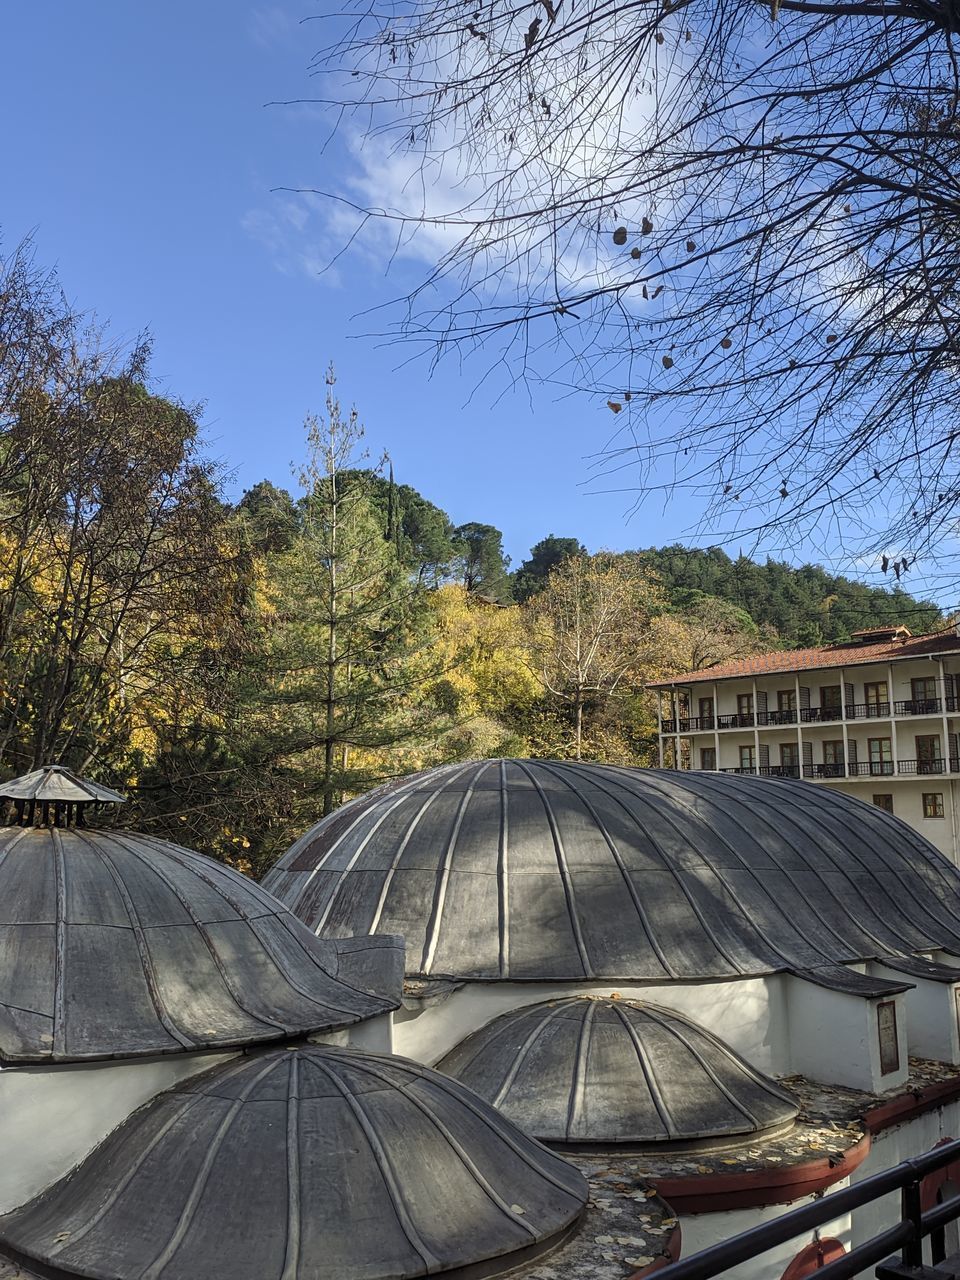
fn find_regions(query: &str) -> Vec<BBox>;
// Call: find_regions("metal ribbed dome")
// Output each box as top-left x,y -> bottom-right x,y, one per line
436,997 -> 799,1147
263,758 -> 960,981
0,826 -> 400,1063
0,1044 -> 588,1280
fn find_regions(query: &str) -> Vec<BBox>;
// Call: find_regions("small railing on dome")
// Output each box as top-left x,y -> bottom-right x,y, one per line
651,1137 -> 960,1280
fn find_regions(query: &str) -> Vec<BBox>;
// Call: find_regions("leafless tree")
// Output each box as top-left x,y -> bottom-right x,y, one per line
293,0 -> 960,570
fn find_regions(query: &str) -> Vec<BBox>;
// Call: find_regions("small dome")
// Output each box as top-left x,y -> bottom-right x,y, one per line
437,997 -> 800,1147
0,826 -> 399,1063
264,758 -> 960,980
0,1044 -> 588,1280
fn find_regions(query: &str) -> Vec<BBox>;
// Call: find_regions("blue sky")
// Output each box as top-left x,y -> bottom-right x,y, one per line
1,2 -> 951,603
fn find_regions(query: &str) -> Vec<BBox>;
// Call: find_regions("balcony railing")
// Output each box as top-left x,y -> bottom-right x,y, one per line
894,697 -> 942,715
804,763 -> 846,778
896,757 -> 960,775
848,760 -> 895,776
661,693 -> 960,734
799,706 -> 844,723
719,766 -> 757,774
758,764 -> 801,778
846,701 -> 892,718
717,712 -> 755,729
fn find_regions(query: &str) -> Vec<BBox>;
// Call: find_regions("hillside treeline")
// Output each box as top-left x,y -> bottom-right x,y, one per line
0,246 -> 941,871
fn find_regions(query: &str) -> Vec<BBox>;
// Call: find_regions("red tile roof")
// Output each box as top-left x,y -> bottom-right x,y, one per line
649,629 -> 960,687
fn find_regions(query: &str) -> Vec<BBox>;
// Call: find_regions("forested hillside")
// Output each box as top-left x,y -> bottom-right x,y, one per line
639,546 -> 941,646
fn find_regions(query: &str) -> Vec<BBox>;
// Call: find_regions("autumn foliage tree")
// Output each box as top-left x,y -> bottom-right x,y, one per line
527,553 -> 667,759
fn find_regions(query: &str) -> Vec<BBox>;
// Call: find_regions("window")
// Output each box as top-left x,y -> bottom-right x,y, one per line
924,792 -> 945,819
777,689 -> 796,711
820,684 -> 842,710
736,693 -> 753,723
700,747 -> 717,771
864,681 -> 889,715
873,794 -> 894,813
917,735 -> 942,773
698,696 -> 714,727
739,745 -> 756,772
912,676 -> 939,712
822,741 -> 845,777
868,737 -> 893,775
781,743 -> 799,770
877,1000 -> 900,1075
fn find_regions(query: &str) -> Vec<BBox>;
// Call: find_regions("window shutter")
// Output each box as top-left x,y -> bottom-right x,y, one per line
756,690 -> 768,723
847,739 -> 858,767
759,743 -> 770,770
950,733 -> 958,770
802,741 -> 813,772
799,686 -> 810,710
844,682 -> 854,714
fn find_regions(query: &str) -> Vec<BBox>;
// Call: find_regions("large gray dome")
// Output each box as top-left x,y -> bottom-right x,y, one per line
263,758 -> 960,981
0,1044 -> 587,1280
0,826 -> 400,1063
436,997 -> 799,1147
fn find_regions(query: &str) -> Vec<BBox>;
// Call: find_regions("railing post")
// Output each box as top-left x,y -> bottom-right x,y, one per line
901,1175 -> 923,1269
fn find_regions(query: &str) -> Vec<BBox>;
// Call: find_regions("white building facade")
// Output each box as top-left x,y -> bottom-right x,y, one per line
651,626 -> 960,864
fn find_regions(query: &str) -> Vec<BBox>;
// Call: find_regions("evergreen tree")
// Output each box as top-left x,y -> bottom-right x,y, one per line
249,370 -> 441,819
512,536 -> 586,603
452,522 -> 513,602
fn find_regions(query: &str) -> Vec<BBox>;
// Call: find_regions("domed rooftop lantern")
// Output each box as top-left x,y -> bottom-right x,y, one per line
1,764 -> 126,829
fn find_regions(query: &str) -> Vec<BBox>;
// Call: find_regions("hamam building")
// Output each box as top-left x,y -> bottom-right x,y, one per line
649,625 -> 960,863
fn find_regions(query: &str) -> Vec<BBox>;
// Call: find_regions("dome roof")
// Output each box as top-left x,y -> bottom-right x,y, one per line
0,1044 -> 588,1280
436,997 -> 799,1147
0,826 -> 400,1063
263,758 -> 960,981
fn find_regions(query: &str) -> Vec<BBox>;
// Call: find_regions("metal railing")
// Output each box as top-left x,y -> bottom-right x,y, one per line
805,763 -> 847,778
661,696 -> 959,735
848,761 -> 895,776
759,764 -> 801,778
801,705 -> 845,723
846,702 -> 893,719
894,698 -> 942,716
654,1137 -> 960,1280
897,758 -> 948,775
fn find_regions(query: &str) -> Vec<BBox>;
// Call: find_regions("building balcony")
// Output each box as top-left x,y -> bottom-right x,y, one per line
758,764 -> 801,778
804,763 -> 846,779
896,757 -> 960,775
799,706 -> 844,723
893,698 -> 942,715
660,697 -> 959,735
847,760 -> 895,776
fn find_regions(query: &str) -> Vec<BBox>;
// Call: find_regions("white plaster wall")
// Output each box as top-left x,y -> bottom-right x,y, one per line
0,1051 -> 235,1212
312,1010 -> 394,1053
870,964 -> 960,1064
678,1192 -> 852,1280
393,976 -> 789,1071
785,978 -> 908,1092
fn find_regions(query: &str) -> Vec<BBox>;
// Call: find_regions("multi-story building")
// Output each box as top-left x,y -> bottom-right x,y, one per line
649,625 -> 960,863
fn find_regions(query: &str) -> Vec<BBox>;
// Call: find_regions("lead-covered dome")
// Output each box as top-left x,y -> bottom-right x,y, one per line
0,1043 -> 588,1280
263,758 -> 960,981
0,825 -> 400,1063
437,997 -> 799,1147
